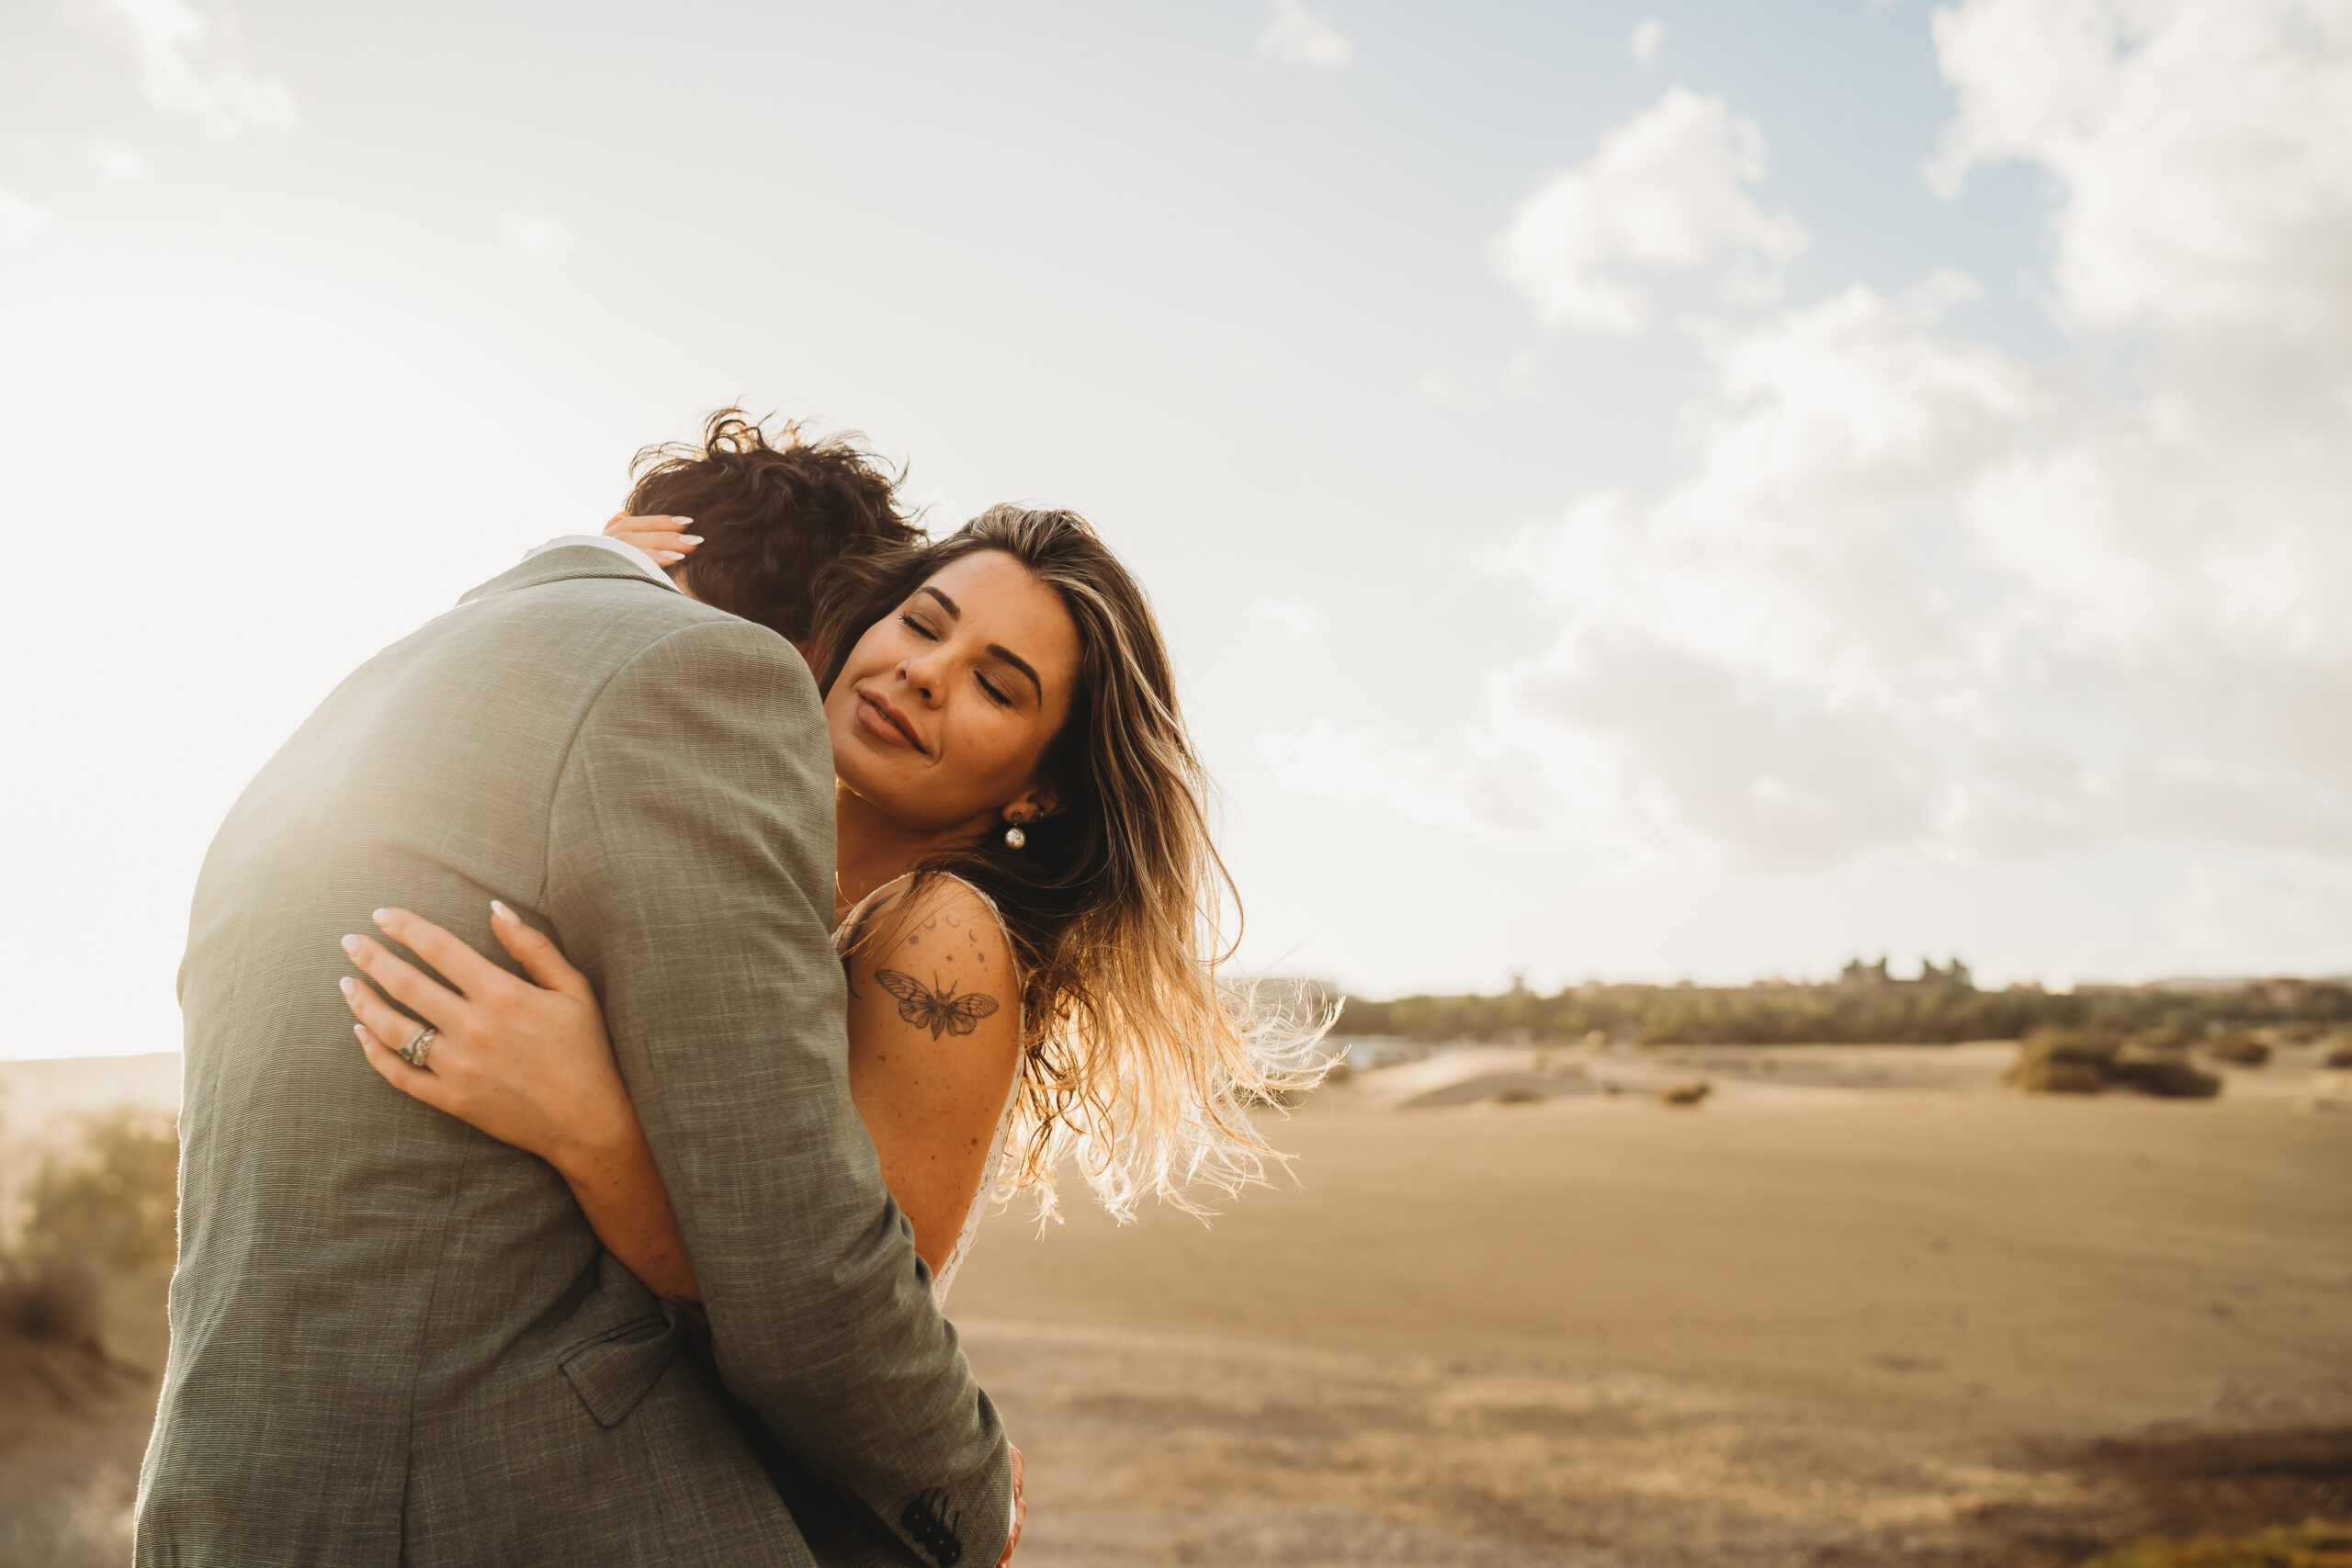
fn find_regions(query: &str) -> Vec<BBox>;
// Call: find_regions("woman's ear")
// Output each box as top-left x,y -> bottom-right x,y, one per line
1005,784 -> 1061,824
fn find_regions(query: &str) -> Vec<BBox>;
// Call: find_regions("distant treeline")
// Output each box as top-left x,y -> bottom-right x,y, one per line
1333,959 -> 2352,1046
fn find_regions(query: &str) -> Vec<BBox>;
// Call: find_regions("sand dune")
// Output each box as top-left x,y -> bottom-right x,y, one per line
3,1048 -> 2346,1564
950,1063 -> 2352,1563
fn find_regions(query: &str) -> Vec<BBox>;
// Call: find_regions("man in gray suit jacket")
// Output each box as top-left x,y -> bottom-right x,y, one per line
137,540 -> 1012,1567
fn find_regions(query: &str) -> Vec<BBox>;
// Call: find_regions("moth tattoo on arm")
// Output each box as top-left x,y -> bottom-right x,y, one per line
874,969 -> 1001,1039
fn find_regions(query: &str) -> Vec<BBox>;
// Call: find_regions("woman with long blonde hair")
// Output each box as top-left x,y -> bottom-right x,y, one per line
337,502 -> 1325,1324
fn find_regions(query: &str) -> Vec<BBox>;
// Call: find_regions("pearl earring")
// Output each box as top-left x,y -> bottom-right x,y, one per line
1003,815 -> 1026,851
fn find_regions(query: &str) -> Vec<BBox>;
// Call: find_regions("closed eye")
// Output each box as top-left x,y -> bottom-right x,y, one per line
899,612 -> 939,640
977,671 -> 1012,707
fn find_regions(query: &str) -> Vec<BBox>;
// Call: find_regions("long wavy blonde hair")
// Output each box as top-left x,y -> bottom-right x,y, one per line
817,504 -> 1331,1220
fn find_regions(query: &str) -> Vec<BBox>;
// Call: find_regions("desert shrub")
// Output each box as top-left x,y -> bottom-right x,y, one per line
2204,1032 -> 2272,1067
1490,1085 -> 1545,1106
2007,1030 -> 2123,1095
1338,971 -> 2352,1049
1657,1080 -> 1711,1107
2025,1027 -> 2125,1066
0,1111 -> 178,1360
0,1258 -> 101,1348
2111,1056 -> 2224,1099
15,1111 -> 180,1269
2324,1036 -> 2352,1070
2079,1517 -> 2352,1567
2008,1056 -> 2108,1094
2132,1022 -> 2200,1053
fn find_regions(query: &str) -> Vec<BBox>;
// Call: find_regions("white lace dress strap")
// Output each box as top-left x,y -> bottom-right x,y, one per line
834,872 -> 1023,1306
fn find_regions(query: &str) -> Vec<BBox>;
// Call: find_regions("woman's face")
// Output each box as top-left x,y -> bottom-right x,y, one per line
826,548 -> 1082,836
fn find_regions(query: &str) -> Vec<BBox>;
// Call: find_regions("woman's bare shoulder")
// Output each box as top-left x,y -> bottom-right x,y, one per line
851,873 -> 1007,951
845,874 -> 1017,1026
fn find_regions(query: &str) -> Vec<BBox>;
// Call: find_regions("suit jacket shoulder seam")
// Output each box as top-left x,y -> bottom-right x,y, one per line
529,618 -> 799,909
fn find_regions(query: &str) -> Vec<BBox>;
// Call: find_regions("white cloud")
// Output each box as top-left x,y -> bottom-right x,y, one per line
1469,282 -> 2038,864
96,144 -> 150,183
1927,0 -> 2352,348
1279,0 -> 2352,880
69,0 -> 295,134
1313,0 -> 2352,867
1417,367 -> 1473,406
1253,0 -> 1353,70
1255,599 -> 1321,637
511,217 -> 557,258
1631,18 -> 1666,65
1258,717 -> 1462,827
1492,88 -> 1808,335
0,188 -> 52,250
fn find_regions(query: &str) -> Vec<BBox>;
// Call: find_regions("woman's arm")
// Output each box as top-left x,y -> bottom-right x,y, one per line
841,878 -> 1025,1272
339,902 -> 704,1303
340,881 -> 1024,1292
540,1097 -> 701,1305
342,887 -> 1026,1560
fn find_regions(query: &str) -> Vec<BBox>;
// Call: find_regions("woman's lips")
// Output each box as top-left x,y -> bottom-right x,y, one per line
857,690 -> 926,754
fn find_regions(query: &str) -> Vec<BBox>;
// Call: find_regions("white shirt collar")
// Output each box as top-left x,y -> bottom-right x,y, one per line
523,535 -> 681,592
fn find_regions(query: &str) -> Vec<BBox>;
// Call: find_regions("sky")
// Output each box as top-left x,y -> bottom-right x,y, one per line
3,0 -> 2348,1059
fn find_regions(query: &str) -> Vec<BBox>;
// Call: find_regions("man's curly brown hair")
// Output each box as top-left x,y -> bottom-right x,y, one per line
624,408 -> 923,649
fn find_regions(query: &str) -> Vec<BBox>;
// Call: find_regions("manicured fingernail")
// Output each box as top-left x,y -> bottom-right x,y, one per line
340,934 -> 360,954
354,1023 -> 368,1043
672,517 -> 693,525
491,899 -> 514,923
339,976 -> 356,998
679,536 -> 703,546
656,551 -> 684,563
371,908 -> 390,924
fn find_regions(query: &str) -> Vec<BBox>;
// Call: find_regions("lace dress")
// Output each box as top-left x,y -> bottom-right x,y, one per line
834,873 -> 1023,1305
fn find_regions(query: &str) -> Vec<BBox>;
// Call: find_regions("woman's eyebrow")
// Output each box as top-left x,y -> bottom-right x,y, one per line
921,581 -> 1044,701
989,644 -> 1045,703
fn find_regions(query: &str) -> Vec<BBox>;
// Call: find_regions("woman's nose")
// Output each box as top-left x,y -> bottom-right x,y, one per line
898,650 -> 947,704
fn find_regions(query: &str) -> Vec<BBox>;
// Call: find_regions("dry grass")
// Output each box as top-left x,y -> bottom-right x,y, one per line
0,1264 -> 102,1351
2205,1032 -> 2274,1067
2011,1056 -> 2111,1094
2009,1028 -> 2227,1099
1,1111 -> 177,1382
2113,1055 -> 2225,1100
2008,1030 -> 2121,1094
2081,1519 -> 2352,1567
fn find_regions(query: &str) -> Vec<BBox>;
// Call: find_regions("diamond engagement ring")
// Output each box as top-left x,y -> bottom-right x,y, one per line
400,1026 -> 438,1068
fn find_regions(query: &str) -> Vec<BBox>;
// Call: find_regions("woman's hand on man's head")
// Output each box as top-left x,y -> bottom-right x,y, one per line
603,511 -> 703,567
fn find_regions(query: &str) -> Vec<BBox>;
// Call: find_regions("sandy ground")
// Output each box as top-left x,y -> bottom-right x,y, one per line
3,1045 -> 2347,1565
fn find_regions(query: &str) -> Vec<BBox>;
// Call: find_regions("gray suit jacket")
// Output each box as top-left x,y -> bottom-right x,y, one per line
137,548 -> 1010,1568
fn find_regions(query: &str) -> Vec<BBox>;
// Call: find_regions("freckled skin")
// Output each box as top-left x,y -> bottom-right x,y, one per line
842,879 -> 1023,1273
